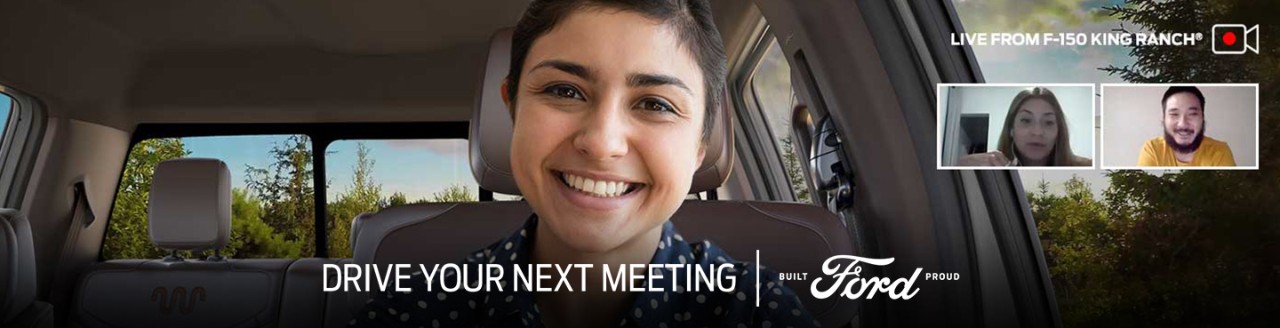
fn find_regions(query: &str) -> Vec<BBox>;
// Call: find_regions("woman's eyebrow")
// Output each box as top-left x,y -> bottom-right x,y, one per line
1017,108 -> 1056,118
628,73 -> 693,96
530,59 -> 596,81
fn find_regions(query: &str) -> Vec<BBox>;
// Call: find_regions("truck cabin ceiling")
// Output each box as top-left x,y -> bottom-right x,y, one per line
0,0 -> 758,131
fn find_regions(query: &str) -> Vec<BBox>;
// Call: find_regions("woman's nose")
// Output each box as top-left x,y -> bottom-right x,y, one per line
573,103 -> 629,160
1029,124 -> 1044,137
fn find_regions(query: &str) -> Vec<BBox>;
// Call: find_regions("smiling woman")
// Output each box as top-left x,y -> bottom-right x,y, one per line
352,1 -> 815,327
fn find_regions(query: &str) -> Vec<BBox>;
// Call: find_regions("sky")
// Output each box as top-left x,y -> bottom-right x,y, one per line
180,136 -> 475,202
1,94 -> 9,134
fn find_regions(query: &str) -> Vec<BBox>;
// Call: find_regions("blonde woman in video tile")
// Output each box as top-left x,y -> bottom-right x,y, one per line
957,87 -> 1092,167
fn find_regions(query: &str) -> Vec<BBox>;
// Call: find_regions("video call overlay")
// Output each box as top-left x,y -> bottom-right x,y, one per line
937,83 -> 1259,170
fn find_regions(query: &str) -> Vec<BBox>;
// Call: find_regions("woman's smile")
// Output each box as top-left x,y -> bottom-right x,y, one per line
550,169 -> 648,211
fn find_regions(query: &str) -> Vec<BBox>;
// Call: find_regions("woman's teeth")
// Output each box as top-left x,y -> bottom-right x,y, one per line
561,172 -> 633,198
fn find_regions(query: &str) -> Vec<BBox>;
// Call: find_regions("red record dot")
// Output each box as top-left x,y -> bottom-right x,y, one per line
1223,31 -> 1237,46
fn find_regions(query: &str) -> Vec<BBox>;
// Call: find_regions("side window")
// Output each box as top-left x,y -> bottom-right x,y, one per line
0,93 -> 10,143
104,135 -> 316,259
324,139 -> 478,257
746,37 -> 812,203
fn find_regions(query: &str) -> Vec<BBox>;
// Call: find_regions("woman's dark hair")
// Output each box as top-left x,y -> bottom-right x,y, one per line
507,0 -> 727,142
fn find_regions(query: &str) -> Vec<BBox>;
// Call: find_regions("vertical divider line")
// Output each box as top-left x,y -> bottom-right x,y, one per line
756,249 -> 761,307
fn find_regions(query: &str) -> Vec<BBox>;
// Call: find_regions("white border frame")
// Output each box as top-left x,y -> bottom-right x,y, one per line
936,83 -> 1097,171
1099,83 -> 1260,170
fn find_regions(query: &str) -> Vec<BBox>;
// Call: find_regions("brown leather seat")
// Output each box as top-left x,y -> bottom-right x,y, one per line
333,28 -> 859,327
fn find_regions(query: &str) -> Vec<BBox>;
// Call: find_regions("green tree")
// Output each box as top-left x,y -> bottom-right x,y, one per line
1033,1 -> 1280,326
1028,177 -> 1122,326
386,192 -> 410,207
223,188 -> 302,258
326,142 -> 384,258
103,138 -> 190,259
429,184 -> 477,202
245,135 -> 316,256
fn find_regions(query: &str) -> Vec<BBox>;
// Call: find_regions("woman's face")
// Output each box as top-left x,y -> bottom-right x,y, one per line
507,8 -> 707,253
1010,98 -> 1059,163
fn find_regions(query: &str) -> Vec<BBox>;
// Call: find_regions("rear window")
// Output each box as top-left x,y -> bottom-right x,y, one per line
104,135 -> 316,259
324,139 -> 478,257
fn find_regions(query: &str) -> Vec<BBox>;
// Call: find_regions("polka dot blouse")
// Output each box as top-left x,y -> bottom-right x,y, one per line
351,215 -> 819,327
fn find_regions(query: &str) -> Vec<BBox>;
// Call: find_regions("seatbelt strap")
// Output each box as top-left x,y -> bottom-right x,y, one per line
49,180 -> 95,321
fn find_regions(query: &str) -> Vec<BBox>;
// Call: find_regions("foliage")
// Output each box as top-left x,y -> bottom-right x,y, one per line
102,138 -> 190,259
322,142 -> 476,257
780,136 -> 811,203
1031,1 -> 1280,326
1028,178 -> 1121,325
244,135 -> 316,256
429,184 -> 477,203
327,142 -> 384,258
223,188 -> 302,258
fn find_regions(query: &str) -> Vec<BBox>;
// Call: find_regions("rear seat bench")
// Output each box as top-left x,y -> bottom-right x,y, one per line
70,158 -> 327,327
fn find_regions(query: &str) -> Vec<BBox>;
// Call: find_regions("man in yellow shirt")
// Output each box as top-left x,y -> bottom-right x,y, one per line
1137,86 -> 1236,167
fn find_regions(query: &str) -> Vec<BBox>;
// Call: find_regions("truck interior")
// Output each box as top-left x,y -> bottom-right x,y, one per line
0,0 -> 1058,327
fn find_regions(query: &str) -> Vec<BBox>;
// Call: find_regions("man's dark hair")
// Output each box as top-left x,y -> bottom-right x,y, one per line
1161,86 -> 1206,113
507,0 -> 727,142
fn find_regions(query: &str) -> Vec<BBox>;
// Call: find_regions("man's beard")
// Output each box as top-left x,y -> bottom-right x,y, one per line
1164,122 -> 1205,154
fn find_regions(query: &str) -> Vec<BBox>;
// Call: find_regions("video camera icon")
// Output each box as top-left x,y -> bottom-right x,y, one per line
1212,24 -> 1259,54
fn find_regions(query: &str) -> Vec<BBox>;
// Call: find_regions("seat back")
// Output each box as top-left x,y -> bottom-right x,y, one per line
1,209 -> 53,328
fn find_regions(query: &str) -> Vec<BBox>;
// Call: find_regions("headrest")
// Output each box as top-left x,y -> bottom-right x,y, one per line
469,28 -> 734,195
0,209 -> 37,322
148,158 -> 231,251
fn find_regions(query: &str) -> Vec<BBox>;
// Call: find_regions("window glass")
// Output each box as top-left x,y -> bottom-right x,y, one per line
104,135 -> 315,259
748,37 -> 811,203
0,93 -> 10,143
324,139 -> 479,257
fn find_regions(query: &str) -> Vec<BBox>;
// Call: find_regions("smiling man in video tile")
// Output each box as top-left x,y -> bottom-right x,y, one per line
1138,86 -> 1236,167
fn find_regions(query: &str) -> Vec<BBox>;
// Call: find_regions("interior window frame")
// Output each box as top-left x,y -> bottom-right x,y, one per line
730,25 -> 806,203
0,85 -> 48,209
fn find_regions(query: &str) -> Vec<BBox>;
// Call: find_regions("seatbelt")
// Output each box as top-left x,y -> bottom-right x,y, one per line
49,179 -> 95,322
